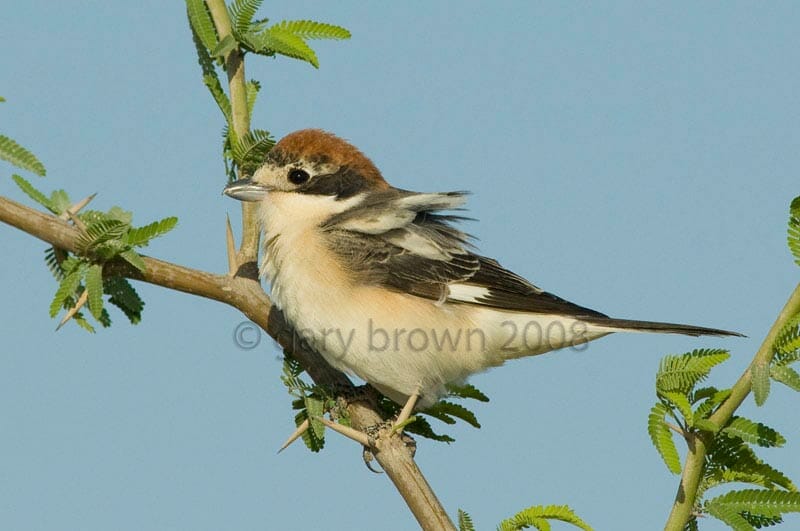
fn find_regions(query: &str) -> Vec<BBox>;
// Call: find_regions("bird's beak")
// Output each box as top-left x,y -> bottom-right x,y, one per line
223,178 -> 271,202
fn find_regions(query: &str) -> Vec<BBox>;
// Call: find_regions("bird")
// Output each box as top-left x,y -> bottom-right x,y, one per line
224,129 -> 740,435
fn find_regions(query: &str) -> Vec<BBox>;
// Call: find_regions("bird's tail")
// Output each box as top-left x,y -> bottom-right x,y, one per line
584,317 -> 744,338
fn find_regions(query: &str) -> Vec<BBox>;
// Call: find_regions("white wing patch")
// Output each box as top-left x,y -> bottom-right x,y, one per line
394,192 -> 468,211
447,283 -> 491,303
336,209 -> 416,234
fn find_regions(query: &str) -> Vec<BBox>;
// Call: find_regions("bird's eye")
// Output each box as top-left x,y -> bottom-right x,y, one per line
288,168 -> 310,185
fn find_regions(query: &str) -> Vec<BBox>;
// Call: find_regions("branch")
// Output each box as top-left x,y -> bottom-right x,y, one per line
0,194 -> 455,530
663,281 -> 800,531
205,0 -> 260,270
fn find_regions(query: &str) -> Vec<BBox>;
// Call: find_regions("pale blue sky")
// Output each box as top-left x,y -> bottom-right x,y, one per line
2,2 -> 799,530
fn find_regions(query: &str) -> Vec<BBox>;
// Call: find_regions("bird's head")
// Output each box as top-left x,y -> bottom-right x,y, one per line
223,129 -> 389,202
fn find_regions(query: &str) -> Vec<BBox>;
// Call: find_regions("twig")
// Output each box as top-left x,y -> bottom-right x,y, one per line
205,0 -> 260,269
663,282 -> 800,530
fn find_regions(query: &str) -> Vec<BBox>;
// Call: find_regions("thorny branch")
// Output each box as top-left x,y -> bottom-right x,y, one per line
0,194 -> 456,530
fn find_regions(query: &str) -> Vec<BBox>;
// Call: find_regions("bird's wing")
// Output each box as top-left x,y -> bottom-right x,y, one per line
322,189 -> 607,319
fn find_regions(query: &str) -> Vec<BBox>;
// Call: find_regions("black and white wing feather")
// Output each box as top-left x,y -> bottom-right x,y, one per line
322,188 -> 741,337
322,189 -> 605,318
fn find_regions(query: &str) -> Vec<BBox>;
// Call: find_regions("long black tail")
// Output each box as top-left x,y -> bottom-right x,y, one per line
583,317 -> 744,337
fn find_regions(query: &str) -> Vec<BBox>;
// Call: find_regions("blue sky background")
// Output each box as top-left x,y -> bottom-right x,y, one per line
2,2 -> 799,530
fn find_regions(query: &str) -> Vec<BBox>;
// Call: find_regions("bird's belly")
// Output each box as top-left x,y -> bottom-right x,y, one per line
274,275 -> 610,407
277,282 -> 490,407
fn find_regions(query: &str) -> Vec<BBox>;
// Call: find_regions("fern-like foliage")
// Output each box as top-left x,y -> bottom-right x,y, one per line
231,128 -> 275,176
648,402 -> 681,474
281,355 -> 328,452
272,20 -> 352,41
0,135 -> 46,176
185,1 -> 349,185
705,490 -> 800,531
496,504 -> 593,531
228,0 -> 263,36
650,327 -> 800,528
788,196 -> 800,267
656,349 -> 730,394
458,509 -> 475,531
12,175 -> 176,331
186,0 -> 218,51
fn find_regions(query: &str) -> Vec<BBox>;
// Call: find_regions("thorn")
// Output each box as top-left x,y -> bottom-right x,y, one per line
314,415 -> 371,447
58,193 -> 97,220
393,388 -> 421,432
226,214 -> 237,275
59,193 -> 96,232
56,289 -> 89,331
277,418 -> 309,453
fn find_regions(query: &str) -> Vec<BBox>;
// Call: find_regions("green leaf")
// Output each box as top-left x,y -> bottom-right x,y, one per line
204,73 -> 233,127
424,400 -> 480,428
404,415 -> 455,443
661,391 -> 693,425
126,217 -> 178,247
254,25 -> 319,67
76,219 -> 129,255
705,502 -> 756,531
648,402 -> 682,474
186,0 -> 218,51
104,276 -> 144,324
245,79 -> 260,115
72,311 -> 96,333
458,509 -> 475,531
272,20 -> 351,40
211,34 -> 238,58
704,436 -> 796,493
0,134 -> 46,176
706,489 -> 800,520
0,96 -> 5,102
49,189 -> 72,215
773,313 -> 800,363
751,361 -> 771,406
44,247 -> 66,280
722,417 -> 785,448
85,264 -> 104,321
119,249 -> 146,272
692,388 -> 731,421
788,196 -> 800,267
497,505 -> 593,531
304,395 -> 325,440
292,410 -> 322,452
12,174 -> 53,210
656,349 -> 730,394
446,382 -> 490,402
231,129 -> 274,175
740,512 -> 783,528
771,364 -> 800,391
49,267 -> 85,318
106,206 -> 133,224
228,0 -> 263,36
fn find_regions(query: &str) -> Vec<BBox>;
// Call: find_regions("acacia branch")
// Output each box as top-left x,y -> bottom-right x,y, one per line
663,281 -> 800,530
205,0 -> 259,268
0,194 -> 456,530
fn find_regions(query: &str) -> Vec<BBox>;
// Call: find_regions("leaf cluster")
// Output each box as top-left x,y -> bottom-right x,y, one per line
376,383 -> 489,444
651,198 -> 800,529
458,504 -> 593,531
0,97 -> 46,177
649,348 -> 800,529
13,175 -> 176,332
280,354 -> 331,452
186,0 -> 350,181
